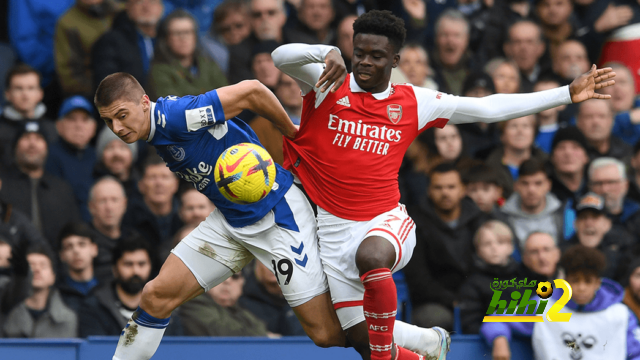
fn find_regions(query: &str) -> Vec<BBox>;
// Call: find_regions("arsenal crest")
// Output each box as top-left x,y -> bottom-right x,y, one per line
387,104 -> 402,124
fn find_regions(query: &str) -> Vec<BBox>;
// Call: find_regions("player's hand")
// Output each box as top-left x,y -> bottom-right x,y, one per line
492,337 -> 511,360
316,49 -> 347,93
569,64 -> 616,103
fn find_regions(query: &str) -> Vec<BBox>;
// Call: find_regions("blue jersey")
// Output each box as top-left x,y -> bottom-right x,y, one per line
147,90 -> 294,228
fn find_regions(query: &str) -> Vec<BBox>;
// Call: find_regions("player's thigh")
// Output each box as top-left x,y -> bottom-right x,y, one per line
171,210 -> 253,291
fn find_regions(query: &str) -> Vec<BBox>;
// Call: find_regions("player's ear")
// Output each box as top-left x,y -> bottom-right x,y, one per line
392,53 -> 400,68
141,94 -> 150,112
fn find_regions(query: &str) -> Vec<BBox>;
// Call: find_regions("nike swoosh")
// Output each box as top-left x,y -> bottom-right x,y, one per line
225,150 -> 253,173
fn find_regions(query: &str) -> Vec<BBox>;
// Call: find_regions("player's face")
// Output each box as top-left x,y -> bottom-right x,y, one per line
566,272 -> 600,306
352,33 -> 399,94
99,95 -> 151,144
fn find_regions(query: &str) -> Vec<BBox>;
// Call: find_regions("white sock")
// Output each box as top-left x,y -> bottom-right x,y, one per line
112,307 -> 169,360
393,320 -> 440,356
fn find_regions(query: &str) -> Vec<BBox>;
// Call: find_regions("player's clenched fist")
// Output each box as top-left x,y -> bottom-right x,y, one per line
316,49 -> 347,93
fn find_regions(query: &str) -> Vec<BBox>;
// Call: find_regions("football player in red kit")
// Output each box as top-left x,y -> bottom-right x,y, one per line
272,9 -> 615,360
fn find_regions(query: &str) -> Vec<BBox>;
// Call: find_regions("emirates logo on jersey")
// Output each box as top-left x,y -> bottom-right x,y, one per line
387,104 -> 402,124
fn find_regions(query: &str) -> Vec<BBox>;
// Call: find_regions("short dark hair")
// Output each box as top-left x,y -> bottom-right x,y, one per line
94,72 -> 146,109
26,243 -> 57,274
464,164 -> 502,187
560,245 -> 606,279
112,233 -> 153,266
141,153 -> 168,177
57,222 -> 96,249
5,63 -> 41,89
430,162 -> 460,177
518,159 -> 548,178
353,10 -> 406,53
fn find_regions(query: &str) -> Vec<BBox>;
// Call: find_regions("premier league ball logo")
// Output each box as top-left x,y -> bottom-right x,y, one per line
387,104 -> 402,124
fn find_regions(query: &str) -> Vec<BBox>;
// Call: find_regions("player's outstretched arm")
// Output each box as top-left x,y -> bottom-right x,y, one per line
272,43 -> 347,93
448,65 -> 616,125
217,80 -> 297,139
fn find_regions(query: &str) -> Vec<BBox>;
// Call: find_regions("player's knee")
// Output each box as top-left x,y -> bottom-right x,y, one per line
355,248 -> 394,276
140,279 -> 174,313
308,327 -> 342,348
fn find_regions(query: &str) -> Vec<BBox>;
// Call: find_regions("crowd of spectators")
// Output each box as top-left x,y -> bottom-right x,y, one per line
2,0 -> 640,357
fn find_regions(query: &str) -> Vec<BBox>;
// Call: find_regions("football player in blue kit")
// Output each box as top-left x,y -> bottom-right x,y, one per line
95,72 -> 346,360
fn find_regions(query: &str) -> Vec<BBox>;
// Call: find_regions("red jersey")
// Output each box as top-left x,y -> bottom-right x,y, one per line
283,74 -> 459,221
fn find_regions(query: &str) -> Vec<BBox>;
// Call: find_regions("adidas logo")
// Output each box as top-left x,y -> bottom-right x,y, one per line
337,96 -> 350,107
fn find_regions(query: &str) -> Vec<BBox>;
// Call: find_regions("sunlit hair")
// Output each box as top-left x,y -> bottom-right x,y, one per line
94,72 -> 145,109
353,10 -> 406,53
473,220 -> 514,248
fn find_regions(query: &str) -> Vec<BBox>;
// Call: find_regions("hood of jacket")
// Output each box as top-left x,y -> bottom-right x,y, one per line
2,104 -> 47,121
501,192 -> 562,219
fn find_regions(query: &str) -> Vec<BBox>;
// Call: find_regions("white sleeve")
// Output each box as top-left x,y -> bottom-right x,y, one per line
412,85 -> 460,130
448,86 -> 573,124
271,43 -> 341,95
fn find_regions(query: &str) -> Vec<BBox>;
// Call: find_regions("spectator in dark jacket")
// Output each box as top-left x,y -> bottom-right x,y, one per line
458,220 -> 519,334
239,260 -> 305,336
561,192 -> 635,282
88,176 -> 134,284
405,163 -> 489,330
45,96 -> 98,222
0,65 -> 57,170
549,127 -> 590,206
287,0 -> 336,45
56,222 -> 99,313
77,234 -> 181,337
0,121 -> 80,247
92,0 -> 164,91
577,99 -> 632,163
3,244 -> 77,338
123,155 -> 182,249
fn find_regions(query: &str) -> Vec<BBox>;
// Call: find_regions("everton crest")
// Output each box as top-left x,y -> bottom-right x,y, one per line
387,104 -> 402,124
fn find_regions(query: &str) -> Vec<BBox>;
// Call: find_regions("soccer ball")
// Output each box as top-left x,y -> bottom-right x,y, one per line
214,143 -> 276,204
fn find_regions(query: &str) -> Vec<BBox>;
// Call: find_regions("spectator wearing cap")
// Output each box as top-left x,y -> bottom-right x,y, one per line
456,71 -> 501,160
0,65 -> 58,170
562,192 -> 635,281
588,157 -> 640,240
54,0 -> 121,99
92,0 -> 165,92
251,40 -> 281,91
3,244 -> 78,338
533,76 -> 566,153
576,99 -> 632,163
45,96 -> 98,222
0,121 -> 80,247
148,9 -> 228,100
93,126 -> 142,203
549,127 -> 590,205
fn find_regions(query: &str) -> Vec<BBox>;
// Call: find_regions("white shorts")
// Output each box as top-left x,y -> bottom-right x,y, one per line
316,204 -> 416,329
171,185 -> 328,308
